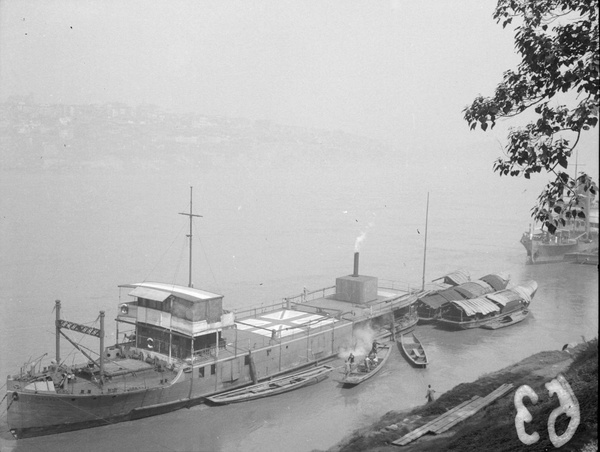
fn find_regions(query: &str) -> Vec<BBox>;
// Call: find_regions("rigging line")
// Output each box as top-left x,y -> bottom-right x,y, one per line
44,329 -> 83,365
143,222 -> 188,283
50,327 -> 101,361
193,217 -> 221,293
59,348 -> 79,367
0,394 -> 12,419
170,232 -> 187,287
72,342 -> 100,358
50,323 -> 90,350
55,307 -> 99,326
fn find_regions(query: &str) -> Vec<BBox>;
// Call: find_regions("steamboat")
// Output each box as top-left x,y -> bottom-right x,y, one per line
520,197 -> 598,264
4,190 -> 420,439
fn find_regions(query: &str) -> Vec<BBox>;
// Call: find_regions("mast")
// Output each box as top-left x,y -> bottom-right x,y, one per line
99,311 -> 105,385
179,186 -> 203,288
421,192 -> 430,291
55,299 -> 61,364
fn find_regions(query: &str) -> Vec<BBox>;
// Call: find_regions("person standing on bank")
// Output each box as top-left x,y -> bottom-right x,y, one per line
426,384 -> 436,403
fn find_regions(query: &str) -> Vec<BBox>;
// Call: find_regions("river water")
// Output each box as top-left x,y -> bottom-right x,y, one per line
0,152 -> 597,452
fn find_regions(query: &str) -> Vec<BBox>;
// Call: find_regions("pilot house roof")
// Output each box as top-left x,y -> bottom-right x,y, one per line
120,282 -> 223,302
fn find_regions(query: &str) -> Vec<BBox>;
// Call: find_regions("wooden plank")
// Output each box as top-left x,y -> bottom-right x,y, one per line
392,396 -> 479,446
430,399 -> 488,433
426,397 -> 484,432
393,385 -> 514,446
434,384 -> 514,434
433,386 -> 512,433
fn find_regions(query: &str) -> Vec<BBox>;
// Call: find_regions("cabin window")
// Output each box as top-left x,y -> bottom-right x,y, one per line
211,364 -> 216,375
198,367 -> 205,378
244,355 -> 250,366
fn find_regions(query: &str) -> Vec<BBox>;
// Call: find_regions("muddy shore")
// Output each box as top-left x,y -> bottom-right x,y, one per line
326,340 -> 598,452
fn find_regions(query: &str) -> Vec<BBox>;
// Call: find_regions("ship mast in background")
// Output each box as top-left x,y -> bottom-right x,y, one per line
179,186 -> 203,288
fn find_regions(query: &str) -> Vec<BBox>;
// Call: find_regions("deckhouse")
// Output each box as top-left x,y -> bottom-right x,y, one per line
116,282 -> 235,363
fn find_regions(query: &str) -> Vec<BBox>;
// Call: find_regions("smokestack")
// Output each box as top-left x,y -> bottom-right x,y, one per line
353,252 -> 359,277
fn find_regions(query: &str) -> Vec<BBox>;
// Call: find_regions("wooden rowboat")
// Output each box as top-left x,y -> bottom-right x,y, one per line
399,333 -> 428,368
204,365 -> 333,405
335,343 -> 392,387
480,309 -> 529,330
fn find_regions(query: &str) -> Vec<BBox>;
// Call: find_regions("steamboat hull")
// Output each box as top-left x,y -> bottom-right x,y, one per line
7,376 -> 199,439
521,231 -> 598,264
6,281 -> 419,438
7,344 -> 344,438
8,393 -> 197,439
521,237 -> 582,263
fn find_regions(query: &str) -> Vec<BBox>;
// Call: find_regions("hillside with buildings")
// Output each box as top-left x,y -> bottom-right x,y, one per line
0,97 -> 389,172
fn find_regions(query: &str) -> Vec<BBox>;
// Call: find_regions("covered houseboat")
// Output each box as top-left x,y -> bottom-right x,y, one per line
436,280 -> 537,330
416,273 -> 509,323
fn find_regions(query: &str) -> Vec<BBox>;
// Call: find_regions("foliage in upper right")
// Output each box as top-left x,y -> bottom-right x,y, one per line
464,0 -> 599,233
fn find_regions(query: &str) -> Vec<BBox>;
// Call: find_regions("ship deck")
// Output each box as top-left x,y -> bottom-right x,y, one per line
15,358 -> 178,396
211,283 -> 418,362
11,283 -> 418,396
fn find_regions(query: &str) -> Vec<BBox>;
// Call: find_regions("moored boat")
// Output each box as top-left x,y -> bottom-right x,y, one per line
480,309 -> 529,330
415,270 -> 469,324
204,364 -> 333,404
416,273 -> 509,323
564,248 -> 599,265
4,189 -> 421,439
520,198 -> 598,264
335,342 -> 393,386
436,280 -> 538,330
383,305 -> 419,340
399,333 -> 428,368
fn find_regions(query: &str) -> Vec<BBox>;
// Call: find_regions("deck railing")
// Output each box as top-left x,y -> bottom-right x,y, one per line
233,281 -> 424,320
233,286 -> 337,319
378,279 -> 419,294
190,341 -> 228,362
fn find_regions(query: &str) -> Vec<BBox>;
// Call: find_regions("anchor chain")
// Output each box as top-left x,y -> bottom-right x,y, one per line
0,391 -> 12,417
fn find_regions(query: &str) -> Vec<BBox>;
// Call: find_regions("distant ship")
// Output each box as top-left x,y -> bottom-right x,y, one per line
5,190 -> 420,439
520,197 -> 598,264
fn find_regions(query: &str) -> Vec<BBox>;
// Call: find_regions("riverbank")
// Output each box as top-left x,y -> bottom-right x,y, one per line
327,339 -> 598,452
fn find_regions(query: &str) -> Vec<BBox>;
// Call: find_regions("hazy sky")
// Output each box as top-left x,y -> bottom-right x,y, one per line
0,0 -> 598,170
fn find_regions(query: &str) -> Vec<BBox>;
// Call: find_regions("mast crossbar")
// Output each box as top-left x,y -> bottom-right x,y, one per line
57,319 -> 101,338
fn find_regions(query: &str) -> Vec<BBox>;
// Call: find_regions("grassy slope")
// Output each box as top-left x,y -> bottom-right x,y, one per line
330,339 -> 598,452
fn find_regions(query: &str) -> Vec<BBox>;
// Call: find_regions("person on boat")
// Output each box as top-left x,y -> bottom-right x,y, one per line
370,340 -> 380,356
425,384 -> 436,403
345,353 -> 355,376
